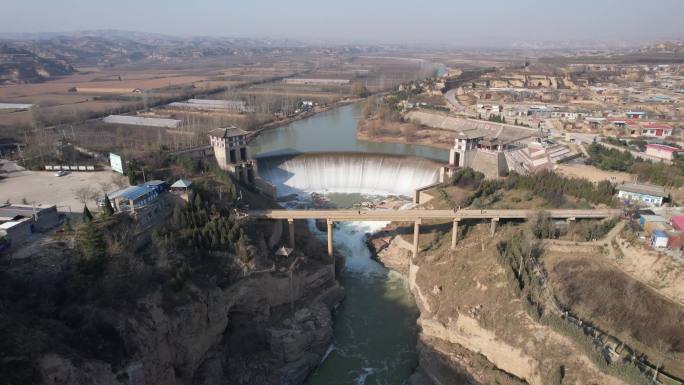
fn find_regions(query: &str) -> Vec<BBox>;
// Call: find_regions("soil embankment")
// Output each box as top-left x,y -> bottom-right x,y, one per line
367,223 -> 628,385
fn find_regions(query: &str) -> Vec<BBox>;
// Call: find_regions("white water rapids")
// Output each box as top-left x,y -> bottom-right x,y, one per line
257,153 -> 441,197
259,152 -> 428,385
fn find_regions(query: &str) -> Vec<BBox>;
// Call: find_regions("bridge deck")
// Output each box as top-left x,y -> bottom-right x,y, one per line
247,209 -> 621,221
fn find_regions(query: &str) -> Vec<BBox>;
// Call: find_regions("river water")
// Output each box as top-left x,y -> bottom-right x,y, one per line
250,103 -> 444,385
250,103 -> 449,162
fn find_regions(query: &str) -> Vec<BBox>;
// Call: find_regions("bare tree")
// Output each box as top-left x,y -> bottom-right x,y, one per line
74,186 -> 94,206
99,181 -> 113,195
112,174 -> 128,189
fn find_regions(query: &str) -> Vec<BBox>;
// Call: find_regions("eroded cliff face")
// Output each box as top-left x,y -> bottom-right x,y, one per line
38,261 -> 343,385
368,225 -> 626,385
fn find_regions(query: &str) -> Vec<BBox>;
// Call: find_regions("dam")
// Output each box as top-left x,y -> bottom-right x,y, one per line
257,152 -> 442,197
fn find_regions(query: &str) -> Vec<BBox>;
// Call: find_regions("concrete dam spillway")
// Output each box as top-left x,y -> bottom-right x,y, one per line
257,152 -> 443,198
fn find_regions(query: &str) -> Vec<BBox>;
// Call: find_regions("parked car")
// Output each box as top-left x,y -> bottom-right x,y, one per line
54,170 -> 68,177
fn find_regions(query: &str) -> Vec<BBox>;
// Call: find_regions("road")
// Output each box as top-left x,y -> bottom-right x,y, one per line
248,208 -> 621,221
444,89 -> 476,117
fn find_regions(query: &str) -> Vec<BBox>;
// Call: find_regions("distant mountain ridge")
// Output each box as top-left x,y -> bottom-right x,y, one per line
0,44 -> 74,84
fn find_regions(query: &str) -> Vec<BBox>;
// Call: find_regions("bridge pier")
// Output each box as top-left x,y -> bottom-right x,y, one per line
287,218 -> 295,248
412,218 -> 422,259
326,219 -> 334,257
451,219 -> 460,249
490,218 -> 499,237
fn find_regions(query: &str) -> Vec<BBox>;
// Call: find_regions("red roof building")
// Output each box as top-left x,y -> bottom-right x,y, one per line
645,143 -> 680,161
641,123 -> 674,137
672,215 -> 684,231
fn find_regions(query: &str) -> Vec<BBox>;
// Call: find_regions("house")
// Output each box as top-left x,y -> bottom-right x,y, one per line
0,218 -> 33,247
671,215 -> 684,231
103,115 -> 181,128
667,232 -> 683,250
144,180 -> 168,193
626,111 -> 647,119
645,144 -> 679,161
170,179 -> 193,202
109,185 -> 159,213
170,179 -> 193,191
639,214 -> 666,227
0,204 -> 60,231
651,230 -> 669,248
640,123 -> 673,137
617,182 -> 668,207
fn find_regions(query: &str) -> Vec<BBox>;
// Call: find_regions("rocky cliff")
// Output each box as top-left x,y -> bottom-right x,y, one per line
368,224 -> 627,385
36,259 -> 342,385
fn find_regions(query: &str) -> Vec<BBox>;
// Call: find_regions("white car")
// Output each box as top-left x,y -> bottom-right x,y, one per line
54,170 -> 68,177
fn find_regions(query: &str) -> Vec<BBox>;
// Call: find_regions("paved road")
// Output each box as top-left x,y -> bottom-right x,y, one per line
248,208 -> 621,221
444,89 -> 476,117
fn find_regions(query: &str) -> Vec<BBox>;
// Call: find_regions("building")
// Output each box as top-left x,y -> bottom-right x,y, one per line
208,126 -> 256,181
640,123 -> 674,137
507,139 -> 575,174
109,185 -> 159,213
651,230 -> 669,248
0,204 -> 60,231
667,232 -> 683,250
617,182 -> 668,207
0,204 -> 60,249
103,115 -> 181,128
447,132 -> 509,179
672,215 -> 684,231
73,87 -> 143,94
626,111 -> 647,119
168,99 -> 254,113
283,78 -> 350,86
0,102 -> 33,111
170,179 -> 193,191
144,180 -> 168,193
0,218 -> 33,246
645,144 -> 679,161
208,126 -> 276,197
639,214 -> 666,227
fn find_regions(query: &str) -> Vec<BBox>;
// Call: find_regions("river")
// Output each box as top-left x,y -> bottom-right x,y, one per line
250,103 -> 443,385
250,103 -> 449,162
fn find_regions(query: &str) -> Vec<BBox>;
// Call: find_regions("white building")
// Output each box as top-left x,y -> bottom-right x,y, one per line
617,182 -> 668,207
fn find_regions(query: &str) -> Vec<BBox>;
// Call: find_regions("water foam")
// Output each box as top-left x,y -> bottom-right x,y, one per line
258,153 -> 441,197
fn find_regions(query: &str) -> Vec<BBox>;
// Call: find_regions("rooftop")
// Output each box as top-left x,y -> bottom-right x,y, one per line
208,126 -> 249,139
109,185 -> 156,201
618,182 -> 668,198
171,179 -> 193,189
0,204 -> 55,220
645,144 -> 679,153
642,123 -> 673,129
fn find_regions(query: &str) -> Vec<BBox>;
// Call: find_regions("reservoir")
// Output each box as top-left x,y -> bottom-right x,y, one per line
250,103 -> 449,162
250,103 -> 443,385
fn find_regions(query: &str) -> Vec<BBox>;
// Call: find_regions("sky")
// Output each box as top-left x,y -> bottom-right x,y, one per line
2,0 -> 683,46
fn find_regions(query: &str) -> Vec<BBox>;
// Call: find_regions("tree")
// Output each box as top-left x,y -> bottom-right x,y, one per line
99,181 -> 113,196
351,82 -> 369,98
112,173 -> 128,189
76,221 -> 107,276
102,195 -> 114,217
83,205 -> 93,222
74,186 -> 95,206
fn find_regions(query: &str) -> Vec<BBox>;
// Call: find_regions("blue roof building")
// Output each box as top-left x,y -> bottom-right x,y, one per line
109,185 -> 159,212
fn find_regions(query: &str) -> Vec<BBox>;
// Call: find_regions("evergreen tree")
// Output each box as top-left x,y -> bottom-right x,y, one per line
103,195 -> 114,217
78,221 -> 107,260
83,205 -> 93,222
76,221 -> 107,276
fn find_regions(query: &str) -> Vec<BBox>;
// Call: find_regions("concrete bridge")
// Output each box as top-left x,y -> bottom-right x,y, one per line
249,208 -> 621,260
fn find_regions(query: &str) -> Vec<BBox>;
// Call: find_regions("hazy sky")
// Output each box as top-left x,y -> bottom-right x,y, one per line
2,0 -> 683,45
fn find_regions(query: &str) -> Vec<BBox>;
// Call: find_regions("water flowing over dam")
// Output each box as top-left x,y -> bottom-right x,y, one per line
257,152 -> 442,197
252,104 -> 432,384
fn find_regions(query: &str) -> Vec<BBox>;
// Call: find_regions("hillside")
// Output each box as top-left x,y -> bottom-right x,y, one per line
0,45 -> 75,84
